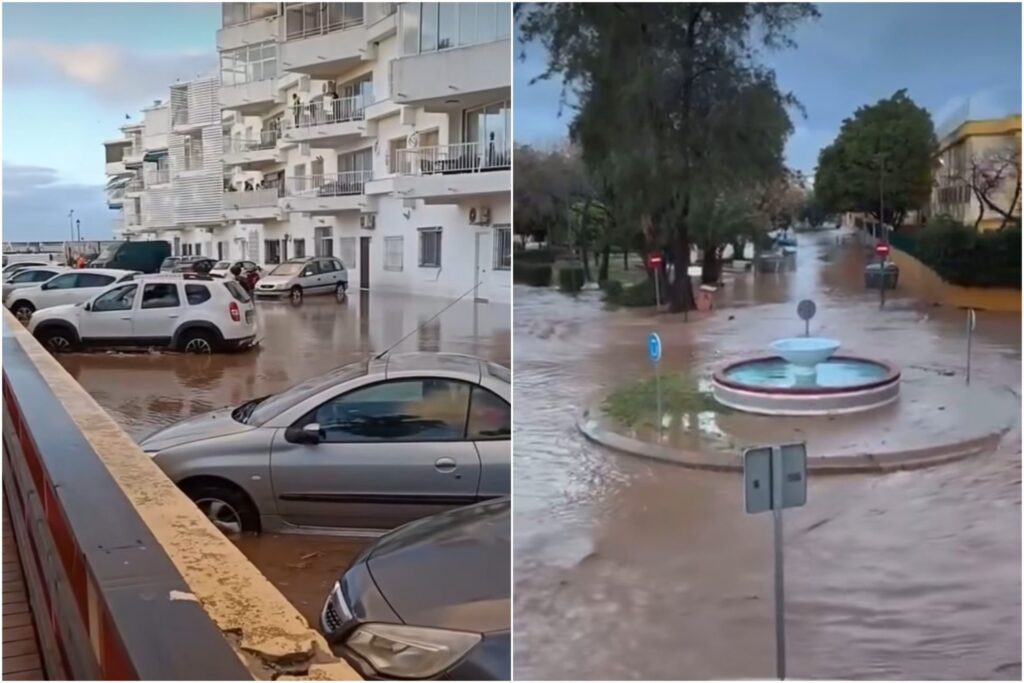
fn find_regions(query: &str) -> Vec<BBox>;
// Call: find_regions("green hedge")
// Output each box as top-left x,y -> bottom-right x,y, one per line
514,248 -> 560,264
513,262 -> 553,286
891,218 -> 1021,289
557,262 -> 585,293
604,278 -> 657,307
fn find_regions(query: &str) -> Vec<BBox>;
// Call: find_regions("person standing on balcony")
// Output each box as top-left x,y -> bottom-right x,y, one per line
292,94 -> 302,126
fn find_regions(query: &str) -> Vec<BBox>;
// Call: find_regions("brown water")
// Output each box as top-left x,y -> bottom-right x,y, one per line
54,289 -> 510,628
514,232 -> 1021,679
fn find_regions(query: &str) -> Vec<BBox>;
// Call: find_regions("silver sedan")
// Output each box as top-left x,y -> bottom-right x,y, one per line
139,353 -> 510,536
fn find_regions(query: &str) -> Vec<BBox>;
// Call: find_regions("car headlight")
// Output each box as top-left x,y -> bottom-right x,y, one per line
345,623 -> 482,679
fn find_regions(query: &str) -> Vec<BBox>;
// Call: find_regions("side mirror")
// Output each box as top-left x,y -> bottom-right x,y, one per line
286,422 -> 322,445
84,302 -> 92,312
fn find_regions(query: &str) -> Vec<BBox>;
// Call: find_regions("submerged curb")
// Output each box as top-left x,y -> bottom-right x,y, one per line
577,405 -> 1008,475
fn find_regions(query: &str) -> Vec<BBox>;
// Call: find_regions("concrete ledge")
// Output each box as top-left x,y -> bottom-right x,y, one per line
2,309 -> 360,680
890,247 -> 1021,312
577,405 -> 1008,475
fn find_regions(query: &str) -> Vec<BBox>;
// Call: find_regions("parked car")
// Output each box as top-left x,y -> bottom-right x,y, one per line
2,266 -> 70,301
138,353 -> 511,534
320,498 -> 510,680
5,269 -> 139,322
27,274 -> 260,354
88,241 -> 170,273
254,257 -> 348,303
173,256 -> 217,275
2,260 -> 54,281
210,260 -> 262,279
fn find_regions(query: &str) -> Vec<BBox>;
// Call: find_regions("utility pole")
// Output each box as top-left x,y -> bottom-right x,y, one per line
67,209 -> 75,263
874,152 -> 888,308
76,219 -> 81,242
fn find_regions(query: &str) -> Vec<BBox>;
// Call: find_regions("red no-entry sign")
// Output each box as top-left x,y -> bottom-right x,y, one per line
648,252 -> 663,268
874,243 -> 890,257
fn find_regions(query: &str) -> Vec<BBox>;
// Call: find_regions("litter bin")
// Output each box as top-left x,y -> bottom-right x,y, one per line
864,262 -> 899,290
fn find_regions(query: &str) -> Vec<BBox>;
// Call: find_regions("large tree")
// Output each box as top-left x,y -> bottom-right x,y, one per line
518,3 -> 816,312
815,89 -> 937,230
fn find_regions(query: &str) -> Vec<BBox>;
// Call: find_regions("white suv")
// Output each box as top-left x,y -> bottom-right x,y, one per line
27,274 -> 261,354
5,268 -> 139,322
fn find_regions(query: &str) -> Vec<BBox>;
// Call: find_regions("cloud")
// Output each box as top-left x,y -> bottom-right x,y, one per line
3,40 -> 216,107
3,163 -> 111,241
932,85 -> 1022,136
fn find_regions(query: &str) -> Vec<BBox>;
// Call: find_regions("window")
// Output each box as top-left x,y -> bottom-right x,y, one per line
493,226 -> 511,270
468,387 -> 510,439
224,281 -> 251,303
194,243 -> 203,256
401,3 -> 509,56
384,236 -> 404,271
173,237 -> 181,256
315,226 -> 333,257
400,2 -> 419,55
11,270 -> 56,283
183,134 -> 204,170
222,2 -> 277,28
92,284 -> 137,312
185,284 -> 212,305
306,379 -> 471,443
293,163 -> 306,193
141,283 -> 180,309
339,237 -> 357,268
320,259 -> 339,272
420,2 -> 438,51
293,238 -> 306,258
438,3 -> 458,49
43,273 -> 77,290
301,261 -> 320,277
265,239 -> 281,264
285,2 -> 362,40
388,136 -> 407,174
465,100 -> 511,167
418,227 -> 442,268
76,274 -> 116,288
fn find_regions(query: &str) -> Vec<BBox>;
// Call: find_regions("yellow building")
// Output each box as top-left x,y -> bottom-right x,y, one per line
932,114 -> 1022,231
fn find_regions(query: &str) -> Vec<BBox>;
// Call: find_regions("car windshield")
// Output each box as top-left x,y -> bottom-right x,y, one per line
96,244 -> 121,260
161,258 -> 178,268
223,280 -> 251,303
269,262 -> 304,276
214,261 -> 231,270
241,360 -> 369,425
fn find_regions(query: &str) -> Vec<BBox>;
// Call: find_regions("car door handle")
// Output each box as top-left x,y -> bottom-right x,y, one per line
168,314 -> 179,319
434,457 -> 457,473
120,316 -> 131,320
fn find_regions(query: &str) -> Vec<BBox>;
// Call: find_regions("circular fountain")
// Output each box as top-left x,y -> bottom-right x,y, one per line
711,337 -> 900,416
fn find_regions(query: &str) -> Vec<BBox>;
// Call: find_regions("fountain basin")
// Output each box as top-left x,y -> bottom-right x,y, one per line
770,337 -> 841,369
712,355 -> 900,415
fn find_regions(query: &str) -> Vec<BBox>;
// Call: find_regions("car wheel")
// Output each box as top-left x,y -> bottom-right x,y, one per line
181,329 -> 216,354
290,286 -> 303,304
12,301 -> 34,324
334,282 -> 347,302
37,327 -> 76,353
182,482 -> 259,536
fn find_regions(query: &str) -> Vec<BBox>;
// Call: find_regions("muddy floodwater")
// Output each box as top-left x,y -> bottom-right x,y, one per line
55,290 -> 510,627
514,232 -> 1021,680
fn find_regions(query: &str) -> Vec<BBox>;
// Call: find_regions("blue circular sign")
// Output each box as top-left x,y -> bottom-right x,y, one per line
647,332 -> 662,363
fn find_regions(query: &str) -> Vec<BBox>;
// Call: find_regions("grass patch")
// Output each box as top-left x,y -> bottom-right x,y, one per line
602,374 -> 730,428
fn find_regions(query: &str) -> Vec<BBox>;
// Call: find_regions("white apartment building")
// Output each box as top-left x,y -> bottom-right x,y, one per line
107,3 -> 511,303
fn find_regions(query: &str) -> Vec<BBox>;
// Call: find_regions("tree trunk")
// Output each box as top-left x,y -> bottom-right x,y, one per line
730,238 -> 745,262
973,188 -> 985,230
622,248 -> 629,269
580,247 -> 593,282
700,244 -> 720,285
667,231 -> 694,313
598,245 -> 611,283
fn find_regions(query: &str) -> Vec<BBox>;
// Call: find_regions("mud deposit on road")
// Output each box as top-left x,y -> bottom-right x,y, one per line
514,233 -> 1021,680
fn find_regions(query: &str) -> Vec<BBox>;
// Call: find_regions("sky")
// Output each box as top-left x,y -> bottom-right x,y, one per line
2,2 -> 220,241
515,2 -> 1023,181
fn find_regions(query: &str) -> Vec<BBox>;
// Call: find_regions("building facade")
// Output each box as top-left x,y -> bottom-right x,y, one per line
106,2 -> 512,303
931,114 -> 1022,231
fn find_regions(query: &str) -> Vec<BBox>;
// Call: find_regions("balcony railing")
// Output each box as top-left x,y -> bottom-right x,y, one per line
224,188 -> 281,210
172,109 -> 189,127
126,177 -> 145,192
396,141 -> 511,176
366,2 -> 396,25
284,4 -> 364,41
225,131 -> 279,154
151,169 -> 171,185
283,96 -> 369,130
288,170 -> 371,198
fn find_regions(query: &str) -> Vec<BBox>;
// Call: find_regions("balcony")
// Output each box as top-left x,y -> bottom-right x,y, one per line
223,188 -> 283,221
280,9 -> 367,77
393,141 -> 510,204
150,169 -> 171,186
392,40 -> 510,111
126,177 -> 145,194
281,96 -> 368,146
365,3 -> 397,42
123,144 -> 145,167
282,171 -> 370,214
219,77 -> 279,114
223,131 -> 281,167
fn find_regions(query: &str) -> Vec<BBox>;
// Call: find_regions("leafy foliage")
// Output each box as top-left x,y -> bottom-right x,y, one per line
603,374 -> 730,429
891,217 -> 1021,288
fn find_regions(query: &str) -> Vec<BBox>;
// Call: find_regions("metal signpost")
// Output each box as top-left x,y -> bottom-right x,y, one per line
874,243 -> 890,308
647,332 -> 663,433
743,443 -> 808,680
797,299 -> 816,337
966,308 -> 976,386
649,252 -> 663,310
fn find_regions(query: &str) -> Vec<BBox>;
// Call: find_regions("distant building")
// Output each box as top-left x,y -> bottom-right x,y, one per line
931,114 -> 1022,231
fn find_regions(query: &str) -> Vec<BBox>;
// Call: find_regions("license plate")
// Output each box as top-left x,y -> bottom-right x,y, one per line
245,309 -> 254,324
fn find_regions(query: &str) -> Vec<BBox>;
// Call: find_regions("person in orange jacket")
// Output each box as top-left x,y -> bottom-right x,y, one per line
75,254 -> 86,269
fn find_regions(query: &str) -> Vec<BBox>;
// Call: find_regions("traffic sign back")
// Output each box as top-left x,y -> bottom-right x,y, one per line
647,332 -> 662,363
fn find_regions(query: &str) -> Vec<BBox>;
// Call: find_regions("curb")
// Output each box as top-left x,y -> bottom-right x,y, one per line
577,406 -> 1008,475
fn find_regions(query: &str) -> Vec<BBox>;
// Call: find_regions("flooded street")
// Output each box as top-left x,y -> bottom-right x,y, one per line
514,233 -> 1021,679
54,290 -> 510,627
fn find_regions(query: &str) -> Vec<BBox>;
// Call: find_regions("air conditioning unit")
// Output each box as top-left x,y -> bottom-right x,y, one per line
360,214 -> 376,229
480,207 -> 492,225
468,207 -> 478,224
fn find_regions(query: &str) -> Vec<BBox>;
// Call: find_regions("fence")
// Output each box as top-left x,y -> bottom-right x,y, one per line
396,141 -> 511,176
287,170 -> 371,197
284,96 -> 369,130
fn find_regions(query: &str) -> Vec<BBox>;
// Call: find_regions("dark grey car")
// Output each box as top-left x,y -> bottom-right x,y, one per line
320,498 -> 509,680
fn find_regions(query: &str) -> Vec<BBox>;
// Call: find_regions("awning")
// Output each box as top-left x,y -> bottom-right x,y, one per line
143,150 -> 168,162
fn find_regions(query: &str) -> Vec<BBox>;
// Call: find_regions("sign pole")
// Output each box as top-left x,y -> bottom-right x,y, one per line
966,309 -> 975,386
771,447 -> 787,680
647,332 -> 663,435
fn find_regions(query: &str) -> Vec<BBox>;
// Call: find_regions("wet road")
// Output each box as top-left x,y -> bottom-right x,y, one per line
54,290 -> 510,628
514,232 -> 1021,679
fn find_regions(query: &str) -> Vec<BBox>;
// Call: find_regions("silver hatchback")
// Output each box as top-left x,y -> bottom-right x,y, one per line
254,256 -> 348,303
139,353 -> 510,535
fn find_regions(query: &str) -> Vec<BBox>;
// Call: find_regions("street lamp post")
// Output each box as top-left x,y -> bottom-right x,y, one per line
76,219 -> 81,242
67,209 -> 75,263
874,153 -> 888,308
